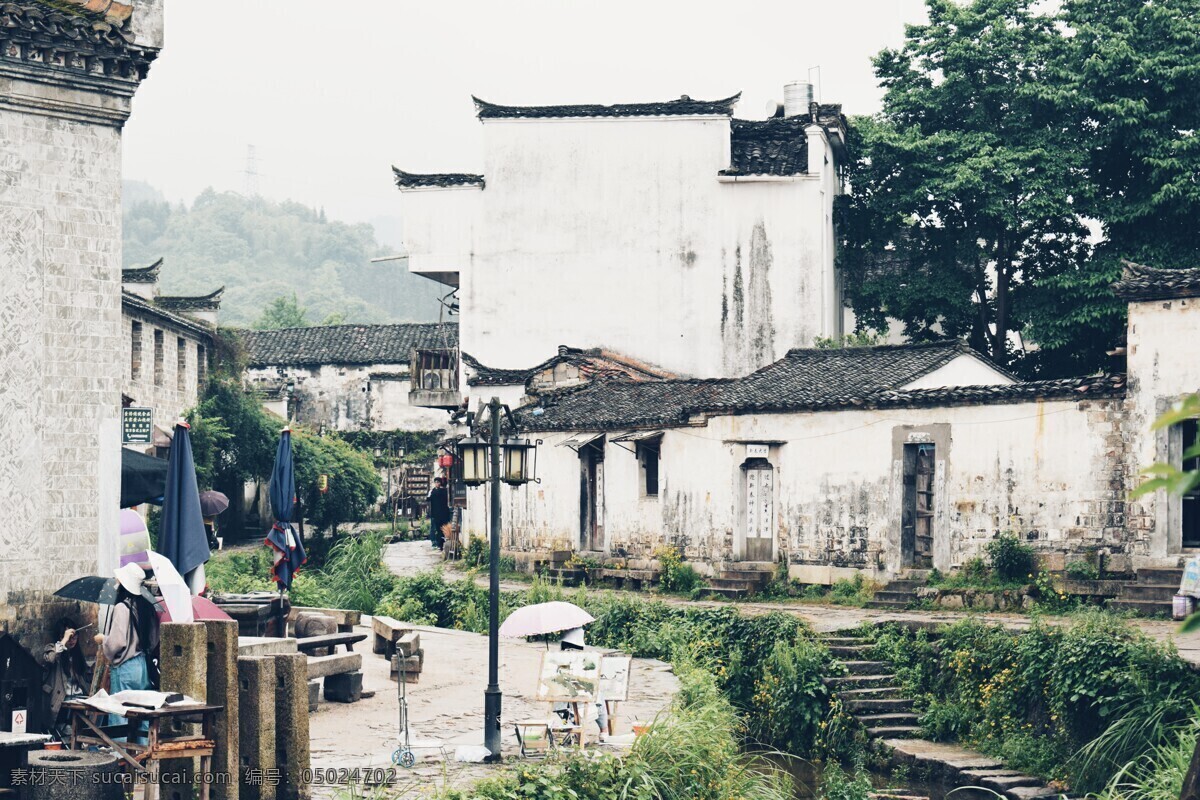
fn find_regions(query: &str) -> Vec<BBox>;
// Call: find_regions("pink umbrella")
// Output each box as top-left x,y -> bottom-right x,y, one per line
498,601 -> 594,638
155,594 -> 233,623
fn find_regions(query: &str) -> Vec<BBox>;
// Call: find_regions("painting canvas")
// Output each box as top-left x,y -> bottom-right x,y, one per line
599,655 -> 632,701
535,650 -> 601,702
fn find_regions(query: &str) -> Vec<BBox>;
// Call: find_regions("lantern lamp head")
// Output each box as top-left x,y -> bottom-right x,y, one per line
501,438 -> 537,486
458,437 -> 490,486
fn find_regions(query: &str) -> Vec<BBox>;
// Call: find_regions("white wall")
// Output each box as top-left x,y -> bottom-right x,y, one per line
402,114 -> 841,381
1126,296 -> 1200,559
466,396 -> 1130,580
903,354 -> 1016,390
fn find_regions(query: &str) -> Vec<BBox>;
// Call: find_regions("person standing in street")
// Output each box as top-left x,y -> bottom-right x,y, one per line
427,476 -> 451,550
101,563 -> 160,742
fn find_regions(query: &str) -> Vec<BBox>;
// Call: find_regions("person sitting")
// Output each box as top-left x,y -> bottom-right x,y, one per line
42,619 -> 92,741
100,563 -> 160,743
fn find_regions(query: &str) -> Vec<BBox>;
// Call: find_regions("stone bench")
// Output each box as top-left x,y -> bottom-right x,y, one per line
371,616 -> 409,658
307,652 -> 364,705
289,606 -> 362,634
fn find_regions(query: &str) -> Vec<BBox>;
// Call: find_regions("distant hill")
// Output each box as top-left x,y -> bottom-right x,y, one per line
122,181 -> 444,327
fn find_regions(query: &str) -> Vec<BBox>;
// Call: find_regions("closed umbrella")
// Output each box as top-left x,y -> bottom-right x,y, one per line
120,449 -> 167,508
156,422 -> 210,594
266,429 -> 306,589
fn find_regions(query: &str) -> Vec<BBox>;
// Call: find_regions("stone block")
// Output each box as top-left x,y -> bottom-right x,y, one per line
390,653 -> 422,674
26,750 -> 124,800
396,632 -> 420,658
273,653 -> 310,800
159,622 -> 207,799
294,612 -> 336,639
307,679 -> 320,712
324,670 -> 363,703
238,656 -> 277,800
371,615 -> 406,656
306,652 -> 361,679
204,619 -> 240,800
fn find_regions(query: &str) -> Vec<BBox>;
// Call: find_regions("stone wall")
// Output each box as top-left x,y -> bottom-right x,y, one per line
123,304 -> 210,436
0,0 -> 162,651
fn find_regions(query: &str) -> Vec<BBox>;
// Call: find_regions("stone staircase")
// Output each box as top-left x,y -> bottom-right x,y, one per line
701,562 -> 775,599
866,579 -> 924,610
821,633 -> 921,738
1108,567 -> 1182,617
823,631 -> 1069,800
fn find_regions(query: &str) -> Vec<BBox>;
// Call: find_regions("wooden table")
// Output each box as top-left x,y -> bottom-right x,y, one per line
295,632 -> 367,654
63,700 -> 223,800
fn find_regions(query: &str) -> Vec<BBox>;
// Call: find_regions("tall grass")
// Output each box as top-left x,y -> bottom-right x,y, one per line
1094,719 -> 1199,800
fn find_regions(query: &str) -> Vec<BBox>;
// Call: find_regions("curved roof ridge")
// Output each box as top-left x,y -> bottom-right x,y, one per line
472,93 -> 742,120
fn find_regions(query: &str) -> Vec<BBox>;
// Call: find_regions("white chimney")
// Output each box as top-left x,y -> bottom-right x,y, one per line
783,81 -> 814,118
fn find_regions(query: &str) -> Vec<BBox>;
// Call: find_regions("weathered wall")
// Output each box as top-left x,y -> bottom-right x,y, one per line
123,306 -> 208,434
467,396 -> 1130,581
401,113 -> 842,381
0,0 -> 162,647
1125,296 -> 1200,561
245,364 -> 448,433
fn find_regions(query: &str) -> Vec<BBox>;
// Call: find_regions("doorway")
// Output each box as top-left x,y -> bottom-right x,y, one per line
902,443 -> 935,569
579,440 -> 605,552
742,459 -> 774,562
1182,420 -> 1200,548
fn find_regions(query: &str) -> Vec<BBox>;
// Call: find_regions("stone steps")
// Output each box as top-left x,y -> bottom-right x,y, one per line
1136,567 -> 1183,585
827,644 -> 872,658
867,725 -> 923,739
823,673 -> 896,689
1118,582 -> 1180,600
866,599 -> 912,610
881,738 -> 1071,800
857,712 -> 920,726
698,585 -> 748,599
838,686 -> 906,700
1107,598 -> 1173,616
843,697 -> 915,713
841,660 -> 892,675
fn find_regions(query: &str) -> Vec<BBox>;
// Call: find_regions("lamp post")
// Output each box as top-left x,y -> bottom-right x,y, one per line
457,397 -> 538,762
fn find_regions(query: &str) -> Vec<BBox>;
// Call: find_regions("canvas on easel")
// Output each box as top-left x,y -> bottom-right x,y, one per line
535,650 -> 600,702
599,655 -> 632,701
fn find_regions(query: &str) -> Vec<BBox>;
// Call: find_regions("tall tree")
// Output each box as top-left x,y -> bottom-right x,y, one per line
254,293 -> 309,330
840,0 -> 1091,374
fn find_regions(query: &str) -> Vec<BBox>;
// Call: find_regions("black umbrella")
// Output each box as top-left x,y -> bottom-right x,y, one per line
121,448 -> 168,508
54,576 -> 121,605
199,490 -> 230,517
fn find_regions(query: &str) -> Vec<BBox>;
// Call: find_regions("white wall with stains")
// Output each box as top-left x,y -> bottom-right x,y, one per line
400,109 -> 842,381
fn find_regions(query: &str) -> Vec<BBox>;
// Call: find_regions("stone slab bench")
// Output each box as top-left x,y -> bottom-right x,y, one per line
306,652 -> 362,680
289,606 -> 362,633
237,637 -> 298,657
296,633 -> 367,655
371,616 -> 409,658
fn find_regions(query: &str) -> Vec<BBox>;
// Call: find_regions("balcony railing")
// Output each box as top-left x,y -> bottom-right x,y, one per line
410,348 -> 461,409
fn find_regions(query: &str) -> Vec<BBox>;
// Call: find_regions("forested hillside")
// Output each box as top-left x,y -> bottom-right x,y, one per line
122,182 -> 443,326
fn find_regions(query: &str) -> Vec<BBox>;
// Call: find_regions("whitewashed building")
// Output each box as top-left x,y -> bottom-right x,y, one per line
238,323 -> 458,433
394,86 -> 846,387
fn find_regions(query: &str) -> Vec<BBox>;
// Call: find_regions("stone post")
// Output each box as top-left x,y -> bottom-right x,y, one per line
272,653 -> 310,800
159,622 -> 207,800
238,656 -> 277,800
205,619 -> 240,800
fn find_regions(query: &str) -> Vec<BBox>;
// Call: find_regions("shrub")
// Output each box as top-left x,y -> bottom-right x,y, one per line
463,535 -> 487,568
1065,560 -> 1100,580
655,546 -> 702,594
987,532 -> 1037,583
820,762 -> 873,800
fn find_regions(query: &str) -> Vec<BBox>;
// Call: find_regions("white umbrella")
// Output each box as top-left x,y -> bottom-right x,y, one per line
147,551 -> 194,623
499,601 -> 594,638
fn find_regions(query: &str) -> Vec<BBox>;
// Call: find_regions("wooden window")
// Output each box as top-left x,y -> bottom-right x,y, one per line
130,321 -> 142,381
197,343 -> 207,390
153,329 -> 164,387
176,337 -> 187,393
638,440 -> 660,497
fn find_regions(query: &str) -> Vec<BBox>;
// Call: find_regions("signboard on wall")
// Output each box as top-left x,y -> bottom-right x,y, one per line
746,443 -> 769,459
122,407 -> 153,444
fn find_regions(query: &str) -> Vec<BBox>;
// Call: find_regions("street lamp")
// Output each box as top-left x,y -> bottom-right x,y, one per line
460,398 -> 538,762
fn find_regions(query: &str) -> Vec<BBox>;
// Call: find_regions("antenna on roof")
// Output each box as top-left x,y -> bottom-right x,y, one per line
807,66 -> 822,103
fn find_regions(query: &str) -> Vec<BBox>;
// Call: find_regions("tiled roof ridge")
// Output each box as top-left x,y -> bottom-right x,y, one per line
0,1 -> 158,80
392,167 -> 485,190
463,347 -> 679,387
472,93 -> 742,120
155,287 -> 224,311
1112,260 -> 1200,301
121,257 -> 162,283
122,291 -> 213,338
236,322 -> 458,367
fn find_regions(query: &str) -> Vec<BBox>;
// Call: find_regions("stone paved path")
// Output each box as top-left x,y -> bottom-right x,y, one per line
382,541 -> 1200,667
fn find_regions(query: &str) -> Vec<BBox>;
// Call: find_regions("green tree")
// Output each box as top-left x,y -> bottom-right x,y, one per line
254,293 -> 309,330
839,0 -> 1090,375
292,431 -> 381,537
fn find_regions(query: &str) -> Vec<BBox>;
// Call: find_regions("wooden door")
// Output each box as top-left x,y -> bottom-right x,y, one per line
579,444 -> 605,552
902,444 -> 935,569
744,465 -> 774,562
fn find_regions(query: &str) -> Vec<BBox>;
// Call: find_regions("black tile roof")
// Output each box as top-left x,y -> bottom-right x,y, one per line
1112,260 -> 1200,302
122,258 -> 161,284
515,341 -> 1057,432
0,2 -> 158,76
472,93 -> 741,120
155,287 -> 224,312
721,118 -> 810,176
463,347 -> 675,388
392,168 -> 485,190
235,323 -> 459,368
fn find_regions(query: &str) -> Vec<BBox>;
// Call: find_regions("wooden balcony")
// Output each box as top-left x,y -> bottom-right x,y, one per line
410,348 -> 461,409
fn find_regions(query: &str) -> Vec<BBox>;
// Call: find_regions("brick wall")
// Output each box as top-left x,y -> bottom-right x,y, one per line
122,307 -> 209,438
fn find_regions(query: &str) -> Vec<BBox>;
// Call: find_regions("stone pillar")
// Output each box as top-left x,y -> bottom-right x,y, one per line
159,622 -> 207,800
272,653 -> 310,800
238,656 -> 277,800
205,619 -> 240,800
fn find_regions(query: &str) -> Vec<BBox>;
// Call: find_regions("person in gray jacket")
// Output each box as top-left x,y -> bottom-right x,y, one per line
42,618 -> 92,740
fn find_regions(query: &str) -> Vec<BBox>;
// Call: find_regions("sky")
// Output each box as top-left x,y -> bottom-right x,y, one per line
121,0 -> 930,245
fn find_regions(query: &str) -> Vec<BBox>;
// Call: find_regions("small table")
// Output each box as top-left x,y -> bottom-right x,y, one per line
63,700 -> 223,800
295,632 -> 367,654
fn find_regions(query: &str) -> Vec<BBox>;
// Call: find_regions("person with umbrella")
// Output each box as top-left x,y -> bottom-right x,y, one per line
100,563 -> 160,742
42,618 -> 92,739
200,490 -> 229,553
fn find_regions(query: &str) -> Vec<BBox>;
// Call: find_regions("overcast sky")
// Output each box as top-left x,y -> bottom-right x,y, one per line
121,0 -> 930,243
